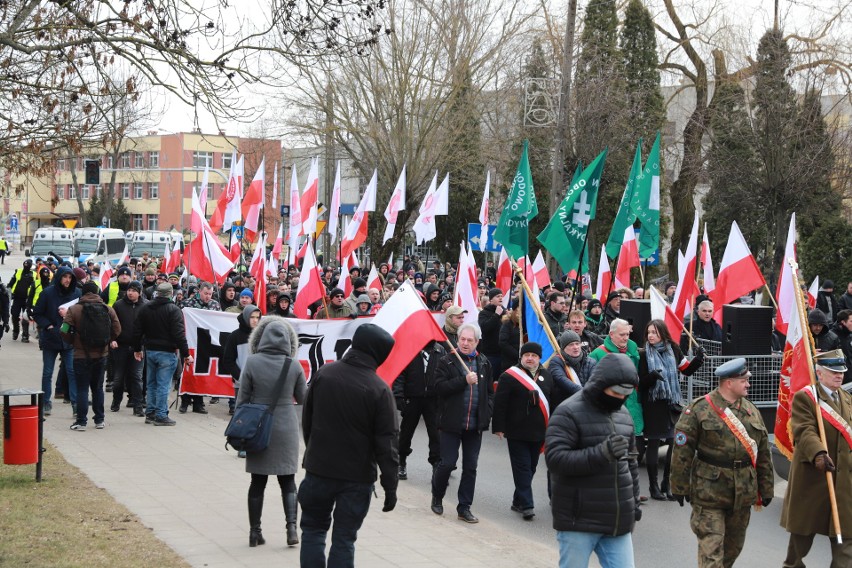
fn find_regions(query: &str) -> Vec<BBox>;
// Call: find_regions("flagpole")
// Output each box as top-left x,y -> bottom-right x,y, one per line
568,230 -> 591,313
790,257 -> 843,542
513,260 -> 563,362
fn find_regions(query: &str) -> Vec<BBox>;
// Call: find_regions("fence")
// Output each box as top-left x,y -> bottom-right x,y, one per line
680,339 -> 782,408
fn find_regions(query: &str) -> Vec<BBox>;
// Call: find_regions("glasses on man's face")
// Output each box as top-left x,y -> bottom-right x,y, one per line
332,294 -> 344,299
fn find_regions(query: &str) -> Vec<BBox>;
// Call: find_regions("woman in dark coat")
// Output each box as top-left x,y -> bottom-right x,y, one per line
236,315 -> 307,548
638,319 -> 704,501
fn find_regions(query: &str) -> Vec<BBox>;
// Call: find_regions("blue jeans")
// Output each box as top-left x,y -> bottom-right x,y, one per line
145,350 -> 177,419
557,531 -> 635,568
298,472 -> 372,568
432,429 -> 482,512
75,357 -> 106,426
507,438 -> 541,510
42,348 -> 75,407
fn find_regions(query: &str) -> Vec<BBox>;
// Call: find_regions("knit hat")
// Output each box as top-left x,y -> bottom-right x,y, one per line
72,267 -> 87,281
587,298 -> 602,311
156,282 -> 173,298
81,281 -> 99,295
606,291 -> 621,304
116,266 -> 132,278
488,288 -> 503,300
352,277 -> 367,290
127,280 -> 143,292
329,287 -> 345,298
808,308 -> 829,326
240,288 -> 254,299
145,267 -> 157,276
520,342 -> 543,358
558,330 -> 582,349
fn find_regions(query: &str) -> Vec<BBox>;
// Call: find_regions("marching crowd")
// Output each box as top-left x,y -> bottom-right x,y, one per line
1,249 -> 851,568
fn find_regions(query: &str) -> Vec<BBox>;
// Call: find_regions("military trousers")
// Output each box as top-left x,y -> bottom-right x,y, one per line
783,532 -> 852,568
689,504 -> 751,568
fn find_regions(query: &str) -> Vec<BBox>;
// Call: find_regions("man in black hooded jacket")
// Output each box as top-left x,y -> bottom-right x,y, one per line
545,353 -> 642,568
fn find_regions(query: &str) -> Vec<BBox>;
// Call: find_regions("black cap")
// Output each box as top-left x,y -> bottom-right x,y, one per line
520,342 -> 542,358
488,288 -> 503,300
127,280 -> 143,292
353,278 -> 367,289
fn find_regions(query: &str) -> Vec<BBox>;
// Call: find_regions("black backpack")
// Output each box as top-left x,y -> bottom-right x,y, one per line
78,302 -> 112,350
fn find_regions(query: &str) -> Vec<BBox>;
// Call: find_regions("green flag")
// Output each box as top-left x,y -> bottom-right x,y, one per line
632,132 -> 661,259
604,140 -> 642,259
536,149 -> 608,275
494,140 -> 538,260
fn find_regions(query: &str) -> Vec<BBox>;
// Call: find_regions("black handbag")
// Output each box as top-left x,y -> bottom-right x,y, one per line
224,357 -> 293,453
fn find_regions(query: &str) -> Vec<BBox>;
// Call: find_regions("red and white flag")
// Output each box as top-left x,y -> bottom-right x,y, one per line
162,239 -> 182,275
701,223 -> 715,293
673,213 -> 700,319
807,276 -> 819,309
242,156 -> 265,241
496,247 -> 513,294
453,242 -> 480,323
382,165 -> 406,245
198,167 -> 209,217
373,279 -> 448,385
336,255 -> 353,298
209,150 -> 242,233
328,161 -> 342,244
532,250 -> 550,290
294,241 -> 325,319
614,227 -> 640,290
366,264 -> 382,292
287,164 -> 302,266
595,245 -> 613,300
186,187 -> 234,284
340,170 -> 377,259
516,255 -> 533,282
478,171 -> 490,252
412,172 -> 439,245
775,214 -> 797,335
228,228 -> 241,263
711,221 -> 766,317
271,223 -> 284,262
117,243 -> 130,267
301,157 -> 319,237
271,162 -> 278,209
99,262 -> 114,289
249,232 -> 268,314
649,285 -> 684,339
775,293 -> 811,458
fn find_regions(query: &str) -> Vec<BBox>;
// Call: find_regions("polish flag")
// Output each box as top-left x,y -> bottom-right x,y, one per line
807,276 -> 819,309
340,170 -> 377,259
336,254 -> 353,297
649,285 -> 684,339
412,172 -> 439,245
710,221 -> 766,317
478,171 -> 490,252
242,157 -> 265,241
162,239 -> 182,274
186,187 -> 235,284
116,244 -> 130,268
301,157 -> 319,237
294,241 -> 324,319
99,262 -> 114,289
775,214 -> 797,335
228,228 -> 241,263
271,223 -> 284,262
287,164 -> 302,265
373,280 -> 448,385
249,232 -> 268,313
595,245 -> 613,300
386,250 -> 394,271
775,292 -> 812,457
701,223 -> 715,293
532,250 -> 550,290
382,165 -> 406,245
466,241 -> 477,286
210,150 -> 242,233
198,167 -> 209,217
328,161 -> 342,244
673,213 -> 700,319
366,264 -> 382,292
516,255 -> 533,282
614,227 -> 640,290
496,247 -> 513,294
453,242 -> 480,323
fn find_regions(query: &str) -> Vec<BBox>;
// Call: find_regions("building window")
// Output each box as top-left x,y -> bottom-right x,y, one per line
93,185 -> 102,199
222,153 -> 232,169
134,183 -> 143,200
149,151 -> 159,168
57,158 -> 65,171
135,153 -> 144,168
107,155 -> 114,169
147,215 -> 159,231
121,183 -> 130,200
132,214 -> 144,231
149,183 -> 159,199
193,151 -> 213,168
120,152 -> 131,169
69,184 -> 76,199
82,185 -> 90,199
56,185 -> 64,199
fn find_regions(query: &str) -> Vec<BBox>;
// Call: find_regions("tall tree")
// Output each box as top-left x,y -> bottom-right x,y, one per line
620,0 -> 665,146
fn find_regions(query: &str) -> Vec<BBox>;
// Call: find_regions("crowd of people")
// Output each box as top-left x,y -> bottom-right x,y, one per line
2,247 -> 851,568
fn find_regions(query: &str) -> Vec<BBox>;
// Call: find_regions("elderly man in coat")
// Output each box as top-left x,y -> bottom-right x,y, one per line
781,349 -> 852,567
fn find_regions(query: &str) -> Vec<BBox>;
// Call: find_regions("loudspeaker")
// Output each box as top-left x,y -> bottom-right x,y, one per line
722,304 -> 773,356
619,299 -> 651,345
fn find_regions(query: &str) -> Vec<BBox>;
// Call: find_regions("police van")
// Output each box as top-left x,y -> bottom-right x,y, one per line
128,231 -> 174,258
27,227 -> 75,263
73,227 -> 126,265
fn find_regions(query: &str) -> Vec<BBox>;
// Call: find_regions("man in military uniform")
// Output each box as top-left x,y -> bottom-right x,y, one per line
670,358 -> 774,568
781,349 -> 852,567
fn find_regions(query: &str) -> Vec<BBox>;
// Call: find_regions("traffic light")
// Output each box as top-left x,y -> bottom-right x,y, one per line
84,159 -> 100,185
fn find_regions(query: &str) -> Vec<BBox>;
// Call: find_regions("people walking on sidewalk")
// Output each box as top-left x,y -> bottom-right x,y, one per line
9,258 -> 36,342
110,280 -> 147,416
236,316 -> 307,548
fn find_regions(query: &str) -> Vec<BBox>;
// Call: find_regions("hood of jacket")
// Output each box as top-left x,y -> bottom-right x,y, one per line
237,304 -> 260,332
248,314 -> 298,357
351,323 -> 394,367
52,266 -> 77,295
584,353 -> 638,409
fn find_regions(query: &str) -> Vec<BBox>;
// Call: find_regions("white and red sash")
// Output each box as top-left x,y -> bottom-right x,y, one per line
804,386 -> 852,450
704,394 -> 758,468
504,366 -> 550,424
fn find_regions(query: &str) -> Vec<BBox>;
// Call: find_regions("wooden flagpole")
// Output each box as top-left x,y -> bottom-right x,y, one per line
513,259 -> 564,363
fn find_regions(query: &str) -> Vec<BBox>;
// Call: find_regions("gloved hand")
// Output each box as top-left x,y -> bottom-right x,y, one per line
648,370 -> 664,382
762,498 -> 772,507
814,452 -> 836,473
694,345 -> 706,357
382,490 -> 397,512
673,494 -> 687,507
602,434 -> 629,461
634,507 -> 642,521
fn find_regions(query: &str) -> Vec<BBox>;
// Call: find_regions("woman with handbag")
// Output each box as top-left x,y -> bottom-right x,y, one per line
235,315 -> 307,548
638,319 -> 704,501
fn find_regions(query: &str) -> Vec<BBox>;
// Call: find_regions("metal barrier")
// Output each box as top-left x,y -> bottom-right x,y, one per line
680,339 -> 782,408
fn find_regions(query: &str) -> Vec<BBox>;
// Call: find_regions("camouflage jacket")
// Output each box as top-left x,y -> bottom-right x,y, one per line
181,296 -> 221,311
670,388 -> 774,509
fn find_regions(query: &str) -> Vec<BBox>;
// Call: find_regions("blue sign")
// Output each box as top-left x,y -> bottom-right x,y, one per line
636,228 -> 660,266
467,223 -> 501,253
8,214 -> 18,232
230,224 -> 244,240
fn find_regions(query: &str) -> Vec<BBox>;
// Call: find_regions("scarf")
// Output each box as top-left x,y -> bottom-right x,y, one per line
645,341 -> 681,404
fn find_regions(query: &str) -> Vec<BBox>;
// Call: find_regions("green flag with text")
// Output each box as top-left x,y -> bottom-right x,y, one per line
494,140 -> 538,260
632,132 -> 661,259
604,141 -> 642,259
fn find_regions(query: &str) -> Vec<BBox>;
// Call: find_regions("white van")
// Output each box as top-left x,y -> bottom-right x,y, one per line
27,227 -> 75,262
128,231 -> 173,258
74,227 -> 126,265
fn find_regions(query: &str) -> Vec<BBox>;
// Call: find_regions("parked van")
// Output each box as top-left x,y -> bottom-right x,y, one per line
27,227 -> 75,262
128,231 -> 173,258
74,227 -> 126,265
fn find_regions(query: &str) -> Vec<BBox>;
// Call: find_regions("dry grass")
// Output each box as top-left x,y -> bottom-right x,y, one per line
0,440 -> 190,568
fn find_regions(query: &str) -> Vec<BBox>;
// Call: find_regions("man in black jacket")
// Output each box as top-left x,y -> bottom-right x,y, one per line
816,280 -> 840,322
545,353 -> 641,568
110,281 -> 147,416
131,283 -> 193,426
299,323 -> 398,568
478,288 -> 505,373
431,322 -> 494,524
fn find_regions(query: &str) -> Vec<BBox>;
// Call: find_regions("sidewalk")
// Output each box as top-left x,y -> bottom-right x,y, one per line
0,337 -> 559,567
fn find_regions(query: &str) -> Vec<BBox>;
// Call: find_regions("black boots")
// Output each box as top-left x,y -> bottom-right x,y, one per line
661,461 -> 675,501
648,465 -> 666,501
284,491 -> 299,546
248,494 -> 265,547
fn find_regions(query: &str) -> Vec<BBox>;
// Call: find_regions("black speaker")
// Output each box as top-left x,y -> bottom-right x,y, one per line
722,304 -> 773,355
619,299 -> 651,345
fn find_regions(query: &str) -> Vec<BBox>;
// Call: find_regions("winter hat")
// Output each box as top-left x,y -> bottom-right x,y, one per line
587,298 -> 602,311
81,281 -> 99,295
329,288 -> 345,298
553,281 -> 567,292
808,308 -> 829,326
240,288 -> 254,299
72,267 -> 87,281
558,330 -> 582,350
355,294 -> 371,306
488,288 -> 503,300
520,342 -> 543,358
156,282 -> 173,298
145,267 -> 157,276
116,266 -> 132,278
352,278 -> 367,290
127,280 -> 143,292
606,291 -> 621,304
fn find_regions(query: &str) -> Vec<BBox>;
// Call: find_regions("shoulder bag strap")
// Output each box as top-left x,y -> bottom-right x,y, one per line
264,356 -> 294,413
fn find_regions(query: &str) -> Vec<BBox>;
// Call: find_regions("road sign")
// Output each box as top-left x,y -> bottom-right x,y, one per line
636,229 -> 660,266
8,214 -> 18,232
230,224 -> 244,240
467,223 -> 501,253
